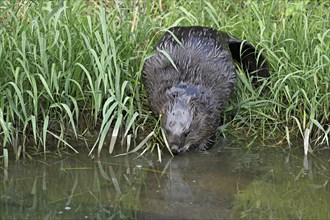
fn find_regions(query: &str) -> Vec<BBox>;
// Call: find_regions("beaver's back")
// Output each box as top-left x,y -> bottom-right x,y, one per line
143,26 -> 237,116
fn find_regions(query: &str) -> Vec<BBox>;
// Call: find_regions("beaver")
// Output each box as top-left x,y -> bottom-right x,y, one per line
142,26 -> 269,155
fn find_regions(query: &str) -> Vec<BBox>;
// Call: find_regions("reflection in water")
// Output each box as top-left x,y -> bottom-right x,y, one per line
231,149 -> 330,219
0,142 -> 329,219
138,151 -> 252,219
1,155 -> 146,219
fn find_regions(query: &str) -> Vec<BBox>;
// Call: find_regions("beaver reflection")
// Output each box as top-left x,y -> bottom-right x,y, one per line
142,26 -> 269,154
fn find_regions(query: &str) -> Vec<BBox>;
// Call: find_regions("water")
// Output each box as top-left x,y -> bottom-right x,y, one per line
1,140 -> 329,219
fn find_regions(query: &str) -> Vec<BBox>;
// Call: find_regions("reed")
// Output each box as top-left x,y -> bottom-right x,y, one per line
0,0 -> 143,158
0,0 -> 329,160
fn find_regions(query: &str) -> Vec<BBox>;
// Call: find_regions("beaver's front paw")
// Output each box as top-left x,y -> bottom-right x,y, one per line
196,143 -> 210,151
196,139 -> 214,151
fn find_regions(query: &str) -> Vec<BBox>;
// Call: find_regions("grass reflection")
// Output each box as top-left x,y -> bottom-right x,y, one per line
1,155 -> 147,219
232,150 -> 330,219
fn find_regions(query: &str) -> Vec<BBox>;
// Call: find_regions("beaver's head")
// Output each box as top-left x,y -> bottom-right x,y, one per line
162,83 -> 216,154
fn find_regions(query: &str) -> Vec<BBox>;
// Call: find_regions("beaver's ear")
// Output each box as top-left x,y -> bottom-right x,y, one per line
228,35 -> 270,89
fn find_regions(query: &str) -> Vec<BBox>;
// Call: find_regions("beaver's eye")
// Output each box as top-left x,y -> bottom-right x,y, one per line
171,92 -> 178,98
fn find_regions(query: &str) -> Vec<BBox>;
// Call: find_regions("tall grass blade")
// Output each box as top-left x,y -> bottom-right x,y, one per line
109,113 -> 123,154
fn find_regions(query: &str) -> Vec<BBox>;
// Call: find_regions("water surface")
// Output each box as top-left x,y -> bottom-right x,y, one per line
1,140 -> 329,219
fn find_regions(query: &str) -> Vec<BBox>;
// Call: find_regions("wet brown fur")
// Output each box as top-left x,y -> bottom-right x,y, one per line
142,26 -> 269,154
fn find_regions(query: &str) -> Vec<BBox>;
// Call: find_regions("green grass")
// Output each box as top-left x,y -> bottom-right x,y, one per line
0,0 -> 329,160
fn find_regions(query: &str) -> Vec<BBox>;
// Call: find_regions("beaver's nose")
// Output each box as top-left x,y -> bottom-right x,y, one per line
171,145 -> 180,155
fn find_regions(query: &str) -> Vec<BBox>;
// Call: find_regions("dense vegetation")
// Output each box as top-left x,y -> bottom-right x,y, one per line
0,0 -> 329,161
